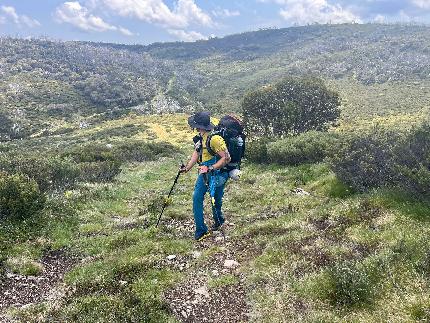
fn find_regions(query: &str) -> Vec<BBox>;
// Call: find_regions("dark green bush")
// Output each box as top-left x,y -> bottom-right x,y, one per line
329,130 -> 400,192
267,131 -> 339,165
0,172 -> 45,219
65,144 -> 117,163
0,154 -> 80,192
242,76 -> 341,137
113,141 -> 178,162
78,160 -> 122,183
330,123 -> 430,195
245,138 -> 269,164
90,124 -> 143,140
393,123 -> 430,196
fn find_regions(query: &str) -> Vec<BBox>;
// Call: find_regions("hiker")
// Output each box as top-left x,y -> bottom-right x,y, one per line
180,111 -> 231,241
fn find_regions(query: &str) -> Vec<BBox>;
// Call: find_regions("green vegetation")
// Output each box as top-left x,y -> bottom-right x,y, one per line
1,113 -> 429,322
2,24 -> 430,139
330,122 -> 430,196
0,172 -> 45,220
266,131 -> 339,165
1,23 -> 430,322
242,77 -> 341,136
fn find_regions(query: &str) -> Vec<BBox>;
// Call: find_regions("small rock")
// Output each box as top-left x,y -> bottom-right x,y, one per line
181,310 -> 188,318
224,259 -> 240,269
192,251 -> 202,259
167,255 -> 177,261
215,236 -> 224,242
194,285 -> 210,298
119,280 -> 128,286
212,269 -> 219,276
291,188 -> 310,196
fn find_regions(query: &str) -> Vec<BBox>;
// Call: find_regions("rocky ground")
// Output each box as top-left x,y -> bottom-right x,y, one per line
0,249 -> 79,322
164,226 -> 251,323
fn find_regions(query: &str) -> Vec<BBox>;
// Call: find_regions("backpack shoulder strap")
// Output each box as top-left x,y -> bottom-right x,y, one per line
205,133 -> 217,157
193,134 -> 204,163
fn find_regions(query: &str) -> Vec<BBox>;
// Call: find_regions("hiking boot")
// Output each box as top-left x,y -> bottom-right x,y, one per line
211,222 -> 224,231
195,231 -> 211,242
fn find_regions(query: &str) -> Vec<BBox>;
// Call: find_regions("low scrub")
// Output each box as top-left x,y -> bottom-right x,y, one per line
324,258 -> 383,307
330,123 -> 430,195
0,172 -> 46,220
393,123 -> 430,196
78,161 -> 122,183
113,141 -> 178,162
65,144 -> 117,163
0,154 -> 80,192
329,130 -> 398,192
245,138 -> 268,164
267,131 -> 338,165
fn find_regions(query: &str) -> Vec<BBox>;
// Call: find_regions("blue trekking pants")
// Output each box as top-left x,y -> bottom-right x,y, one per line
193,164 -> 229,239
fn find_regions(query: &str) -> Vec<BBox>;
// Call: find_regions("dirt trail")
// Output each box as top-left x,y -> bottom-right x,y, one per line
163,220 -> 260,323
0,249 -> 79,320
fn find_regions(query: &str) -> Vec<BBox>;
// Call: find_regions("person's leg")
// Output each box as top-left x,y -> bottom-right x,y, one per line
212,173 -> 228,226
193,174 -> 208,238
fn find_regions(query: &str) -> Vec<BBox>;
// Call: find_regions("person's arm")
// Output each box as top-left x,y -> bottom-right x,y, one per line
181,150 -> 199,173
199,150 -> 231,174
211,150 -> 231,171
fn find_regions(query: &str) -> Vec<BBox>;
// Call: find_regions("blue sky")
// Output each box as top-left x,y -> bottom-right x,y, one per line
1,0 -> 430,44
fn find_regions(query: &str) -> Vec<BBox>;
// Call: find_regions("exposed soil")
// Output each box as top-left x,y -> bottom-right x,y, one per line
163,228 -> 259,323
0,249 -> 79,313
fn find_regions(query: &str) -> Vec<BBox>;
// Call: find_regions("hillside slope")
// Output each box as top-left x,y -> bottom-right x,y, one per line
1,23 -> 430,138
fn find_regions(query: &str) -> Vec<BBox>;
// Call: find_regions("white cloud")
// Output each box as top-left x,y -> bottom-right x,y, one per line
55,2 -> 134,35
277,0 -> 361,25
258,0 -> 360,25
176,0 -> 213,26
1,5 -> 40,28
373,14 -> 385,23
98,0 -> 213,28
412,0 -> 430,9
167,29 -> 207,41
212,8 -> 241,18
118,26 -> 134,36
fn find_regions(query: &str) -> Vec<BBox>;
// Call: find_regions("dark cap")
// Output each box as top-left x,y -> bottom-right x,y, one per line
187,111 -> 214,131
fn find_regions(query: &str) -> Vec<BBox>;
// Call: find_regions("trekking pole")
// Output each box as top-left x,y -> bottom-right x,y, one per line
156,162 -> 184,227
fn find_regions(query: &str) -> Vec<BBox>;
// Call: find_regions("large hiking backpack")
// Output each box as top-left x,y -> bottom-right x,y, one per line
206,115 -> 246,172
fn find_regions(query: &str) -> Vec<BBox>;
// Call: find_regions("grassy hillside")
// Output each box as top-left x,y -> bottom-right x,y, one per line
1,113 -> 430,322
1,23 -> 430,139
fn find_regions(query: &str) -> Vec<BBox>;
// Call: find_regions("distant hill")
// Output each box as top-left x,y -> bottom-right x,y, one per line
1,23 -> 430,139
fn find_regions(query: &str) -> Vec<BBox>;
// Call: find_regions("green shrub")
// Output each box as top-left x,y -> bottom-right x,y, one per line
245,138 -> 269,163
0,154 -> 80,192
66,144 -> 117,163
78,160 -> 122,183
90,124 -> 143,140
0,172 -> 45,219
242,76 -> 341,137
113,141 -> 178,162
330,123 -> 430,196
393,123 -> 430,196
329,130 -> 400,192
267,131 -> 339,165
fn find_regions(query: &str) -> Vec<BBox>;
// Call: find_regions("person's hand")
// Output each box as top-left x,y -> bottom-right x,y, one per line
179,164 -> 187,174
199,165 -> 209,174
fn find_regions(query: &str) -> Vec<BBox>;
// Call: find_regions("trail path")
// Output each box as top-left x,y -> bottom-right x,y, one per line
0,249 -> 79,322
163,219 -> 255,323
